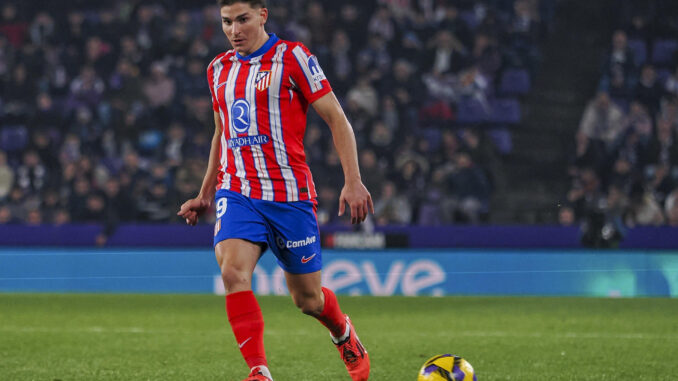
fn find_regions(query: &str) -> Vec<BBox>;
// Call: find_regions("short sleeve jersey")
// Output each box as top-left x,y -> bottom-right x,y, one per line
206,34 -> 332,202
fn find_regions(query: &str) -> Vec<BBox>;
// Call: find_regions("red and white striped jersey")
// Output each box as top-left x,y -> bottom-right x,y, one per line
207,34 -> 332,202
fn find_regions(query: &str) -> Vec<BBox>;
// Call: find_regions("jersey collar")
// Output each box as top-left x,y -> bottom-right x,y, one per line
235,33 -> 279,61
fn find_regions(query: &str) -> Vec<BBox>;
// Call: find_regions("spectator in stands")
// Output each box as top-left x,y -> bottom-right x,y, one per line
665,189 -> 678,226
438,3 -> 473,49
664,65 -> 678,98
374,181 -> 412,225
142,61 -> 176,114
608,157 -> 635,194
16,150 -> 48,194
103,177 -> 137,223
426,30 -> 468,76
471,32 -> 502,77
0,204 -> 14,224
3,63 -> 34,107
380,59 -> 423,130
40,189 -> 61,223
646,163 -> 674,205
578,92 -> 627,148
558,205 -> 576,226
567,167 -> 605,221
447,151 -> 491,223
25,208 -> 42,225
646,117 -> 678,167
625,182 -> 665,226
634,64 -> 664,115
68,176 -> 92,221
367,6 -> 396,44
67,66 -> 105,112
0,150 -> 13,200
0,3 -> 28,49
346,76 -> 379,119
602,30 -> 637,87
569,131 -> 607,175
359,149 -> 385,198
6,185 -> 26,221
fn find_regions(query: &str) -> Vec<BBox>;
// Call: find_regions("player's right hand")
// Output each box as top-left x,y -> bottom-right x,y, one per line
177,198 -> 211,226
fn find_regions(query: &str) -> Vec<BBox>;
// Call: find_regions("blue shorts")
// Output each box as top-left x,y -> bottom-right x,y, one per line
213,189 -> 322,274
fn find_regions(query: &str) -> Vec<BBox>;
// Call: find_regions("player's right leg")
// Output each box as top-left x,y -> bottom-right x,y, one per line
213,189 -> 274,381
216,239 -> 273,381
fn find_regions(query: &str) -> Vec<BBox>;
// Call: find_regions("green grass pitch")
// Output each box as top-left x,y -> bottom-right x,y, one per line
1,294 -> 677,380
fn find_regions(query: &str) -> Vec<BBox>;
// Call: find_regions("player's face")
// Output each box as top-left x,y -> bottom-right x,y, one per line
220,2 -> 268,56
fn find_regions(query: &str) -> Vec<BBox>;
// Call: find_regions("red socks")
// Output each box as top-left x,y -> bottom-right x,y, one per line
317,287 -> 347,338
226,287 -> 346,369
226,291 -> 267,369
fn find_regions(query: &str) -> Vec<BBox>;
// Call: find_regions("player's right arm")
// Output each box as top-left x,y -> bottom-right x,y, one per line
177,111 -> 222,226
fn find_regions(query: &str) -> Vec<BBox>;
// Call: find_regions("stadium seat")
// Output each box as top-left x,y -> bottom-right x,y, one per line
488,127 -> 513,154
459,10 -> 479,30
418,128 -> 442,152
627,39 -> 647,65
0,125 -> 29,152
651,39 -> 678,65
489,99 -> 521,124
499,69 -> 531,96
657,68 -> 671,85
456,98 -> 489,124
610,97 -> 630,112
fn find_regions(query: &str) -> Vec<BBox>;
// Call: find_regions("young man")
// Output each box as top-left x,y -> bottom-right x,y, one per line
177,1 -> 373,380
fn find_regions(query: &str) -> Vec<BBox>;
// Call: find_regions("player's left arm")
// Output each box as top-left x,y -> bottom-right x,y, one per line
311,91 -> 374,224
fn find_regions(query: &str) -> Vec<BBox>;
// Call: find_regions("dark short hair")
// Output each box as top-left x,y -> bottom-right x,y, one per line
217,0 -> 266,8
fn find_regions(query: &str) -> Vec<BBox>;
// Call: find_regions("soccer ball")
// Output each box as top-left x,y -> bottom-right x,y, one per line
417,354 -> 476,381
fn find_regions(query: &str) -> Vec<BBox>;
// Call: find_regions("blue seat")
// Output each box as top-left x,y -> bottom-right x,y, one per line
499,69 -> 531,95
418,128 -> 442,152
456,98 -> 489,124
459,10 -> 479,30
651,39 -> 678,65
627,39 -> 647,65
656,68 -> 671,85
489,98 -> 521,124
488,127 -> 513,154
0,125 -> 28,152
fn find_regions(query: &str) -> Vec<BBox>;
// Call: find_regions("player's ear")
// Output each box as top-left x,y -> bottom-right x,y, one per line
259,7 -> 268,25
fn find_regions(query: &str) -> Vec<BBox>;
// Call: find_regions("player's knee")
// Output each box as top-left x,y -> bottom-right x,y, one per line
220,267 -> 250,292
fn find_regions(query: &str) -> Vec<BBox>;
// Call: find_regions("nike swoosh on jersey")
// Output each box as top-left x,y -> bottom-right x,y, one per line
301,253 -> 317,264
238,337 -> 252,348
216,81 -> 228,89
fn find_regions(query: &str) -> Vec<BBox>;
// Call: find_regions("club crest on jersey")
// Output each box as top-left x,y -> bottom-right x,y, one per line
255,70 -> 271,91
308,56 -> 326,84
230,99 -> 250,133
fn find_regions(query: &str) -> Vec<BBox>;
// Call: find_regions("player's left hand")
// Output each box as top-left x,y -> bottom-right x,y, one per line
338,179 -> 374,224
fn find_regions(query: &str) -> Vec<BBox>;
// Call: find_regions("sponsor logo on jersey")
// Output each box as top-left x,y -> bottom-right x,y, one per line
279,235 -> 317,249
230,98 -> 250,133
227,134 -> 270,148
308,56 -> 326,84
255,70 -> 271,91
285,235 -> 317,249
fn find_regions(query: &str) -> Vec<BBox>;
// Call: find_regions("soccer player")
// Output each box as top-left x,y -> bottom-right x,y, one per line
177,1 -> 373,380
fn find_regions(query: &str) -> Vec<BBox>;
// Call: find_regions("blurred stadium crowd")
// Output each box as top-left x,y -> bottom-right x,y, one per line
564,1 -> 678,246
0,0 -> 551,233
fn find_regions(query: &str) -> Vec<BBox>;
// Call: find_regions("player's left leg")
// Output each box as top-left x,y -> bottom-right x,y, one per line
286,271 -> 370,381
